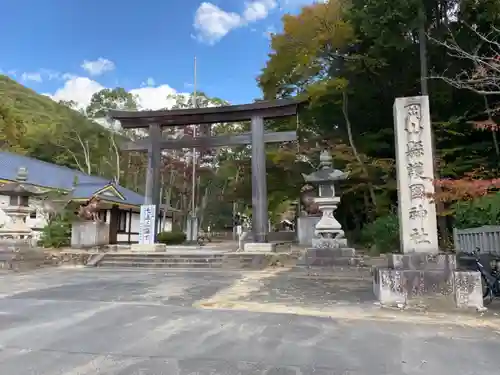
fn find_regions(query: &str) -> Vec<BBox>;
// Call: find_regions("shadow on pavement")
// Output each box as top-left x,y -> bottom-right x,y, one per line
234,267 -> 376,309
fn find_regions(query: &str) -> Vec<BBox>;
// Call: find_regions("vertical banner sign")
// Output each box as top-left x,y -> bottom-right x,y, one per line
139,204 -> 156,245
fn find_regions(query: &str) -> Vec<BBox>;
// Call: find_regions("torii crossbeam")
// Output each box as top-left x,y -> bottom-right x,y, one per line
109,99 -> 304,244
121,131 -> 297,151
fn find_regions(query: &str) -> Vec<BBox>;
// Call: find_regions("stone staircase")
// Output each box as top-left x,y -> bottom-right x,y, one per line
289,265 -> 374,280
95,252 -> 225,269
90,251 -> 289,270
296,247 -> 366,268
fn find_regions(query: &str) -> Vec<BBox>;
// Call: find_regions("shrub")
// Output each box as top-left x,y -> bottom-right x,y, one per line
360,213 -> 400,254
453,192 -> 500,229
156,231 -> 186,245
38,215 -> 71,248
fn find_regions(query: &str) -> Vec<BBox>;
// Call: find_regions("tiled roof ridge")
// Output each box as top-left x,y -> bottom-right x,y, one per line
0,151 -> 110,184
0,151 -> 144,206
74,181 -> 114,186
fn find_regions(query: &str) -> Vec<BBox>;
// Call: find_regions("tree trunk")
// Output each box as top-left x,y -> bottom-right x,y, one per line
483,95 -> 500,162
342,91 -> 379,214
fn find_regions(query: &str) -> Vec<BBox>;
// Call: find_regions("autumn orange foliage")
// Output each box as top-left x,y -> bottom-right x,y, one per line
434,168 -> 500,203
433,117 -> 500,203
470,119 -> 499,131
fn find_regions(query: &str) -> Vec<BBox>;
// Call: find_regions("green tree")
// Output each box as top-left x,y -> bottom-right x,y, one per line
257,0 -> 500,240
86,88 -> 138,118
0,101 -> 28,154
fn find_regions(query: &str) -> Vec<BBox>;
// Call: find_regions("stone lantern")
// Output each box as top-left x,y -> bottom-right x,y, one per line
0,167 -> 43,241
299,149 -> 357,267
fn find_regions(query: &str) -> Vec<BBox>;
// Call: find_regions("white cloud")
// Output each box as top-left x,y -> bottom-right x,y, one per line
243,0 -> 277,22
21,72 -> 42,82
193,3 -> 243,44
192,0 -> 319,43
81,58 -> 115,76
130,84 -> 178,110
39,69 -> 61,80
62,72 -> 77,80
278,0 -> 326,8
47,76 -> 184,112
37,69 -> 76,81
49,77 -> 105,110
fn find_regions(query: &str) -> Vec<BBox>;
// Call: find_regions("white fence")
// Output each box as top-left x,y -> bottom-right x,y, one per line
453,225 -> 500,255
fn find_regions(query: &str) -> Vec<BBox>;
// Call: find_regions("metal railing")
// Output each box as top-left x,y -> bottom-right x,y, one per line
453,226 -> 500,255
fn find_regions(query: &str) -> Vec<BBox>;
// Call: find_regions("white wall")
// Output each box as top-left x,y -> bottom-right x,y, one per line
116,210 -> 172,244
127,211 -> 172,233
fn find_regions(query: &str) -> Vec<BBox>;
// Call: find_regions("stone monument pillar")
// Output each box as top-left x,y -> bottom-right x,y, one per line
298,150 -> 357,266
394,96 -> 438,252
373,96 -> 484,309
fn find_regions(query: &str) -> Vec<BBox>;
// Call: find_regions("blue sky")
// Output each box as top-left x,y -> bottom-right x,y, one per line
0,0 -> 319,110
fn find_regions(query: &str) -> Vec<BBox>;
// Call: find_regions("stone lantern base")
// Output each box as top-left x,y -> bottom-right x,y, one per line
373,252 -> 484,310
299,246 -> 358,267
298,192 -> 360,267
298,235 -> 359,267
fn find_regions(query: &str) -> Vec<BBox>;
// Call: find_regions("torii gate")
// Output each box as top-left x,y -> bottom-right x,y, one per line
108,99 -> 303,244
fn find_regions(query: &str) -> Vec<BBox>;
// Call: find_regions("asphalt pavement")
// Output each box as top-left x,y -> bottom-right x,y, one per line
0,267 -> 498,374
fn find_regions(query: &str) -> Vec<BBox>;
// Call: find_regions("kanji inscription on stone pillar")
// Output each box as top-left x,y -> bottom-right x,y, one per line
394,95 -> 438,253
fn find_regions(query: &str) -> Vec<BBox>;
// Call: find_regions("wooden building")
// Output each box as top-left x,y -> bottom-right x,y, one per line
0,151 -> 172,244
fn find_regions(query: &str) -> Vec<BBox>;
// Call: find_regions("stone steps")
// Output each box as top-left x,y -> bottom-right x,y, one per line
301,256 -> 364,267
91,251 -> 278,270
98,260 -> 224,269
290,265 -> 373,280
99,258 -> 224,265
295,247 -> 366,268
297,255 -> 366,268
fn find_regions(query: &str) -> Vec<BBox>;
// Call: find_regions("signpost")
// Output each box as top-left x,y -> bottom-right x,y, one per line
138,204 -> 156,245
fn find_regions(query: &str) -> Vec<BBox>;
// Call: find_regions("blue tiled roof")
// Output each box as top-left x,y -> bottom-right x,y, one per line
0,151 -> 145,206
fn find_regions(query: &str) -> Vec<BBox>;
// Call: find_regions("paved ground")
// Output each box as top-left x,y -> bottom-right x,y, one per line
0,267 -> 499,374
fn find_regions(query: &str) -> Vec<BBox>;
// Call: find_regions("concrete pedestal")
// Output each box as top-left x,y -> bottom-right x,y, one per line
299,247 -> 358,267
297,216 -> 321,246
311,237 -> 348,249
373,253 -> 484,310
71,221 -> 109,249
185,216 -> 199,242
130,243 -> 166,252
243,242 -> 276,252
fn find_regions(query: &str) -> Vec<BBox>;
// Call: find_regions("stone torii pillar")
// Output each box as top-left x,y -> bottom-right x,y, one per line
250,116 -> 268,243
144,123 -> 162,238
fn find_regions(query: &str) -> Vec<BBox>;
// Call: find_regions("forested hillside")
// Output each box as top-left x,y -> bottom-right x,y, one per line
0,75 -> 121,177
